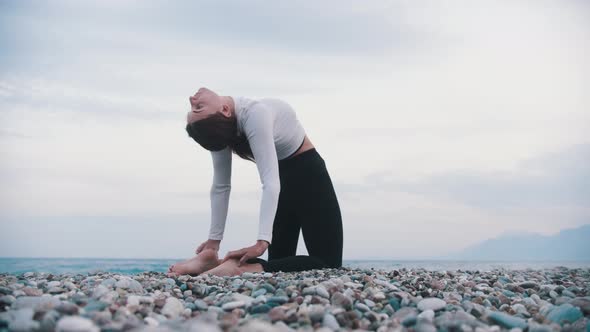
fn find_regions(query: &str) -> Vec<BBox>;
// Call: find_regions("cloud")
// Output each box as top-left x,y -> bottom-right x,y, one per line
1,0 -> 589,259
351,143 -> 590,210
0,0 -> 425,59
0,78 -> 174,121
0,129 -> 32,139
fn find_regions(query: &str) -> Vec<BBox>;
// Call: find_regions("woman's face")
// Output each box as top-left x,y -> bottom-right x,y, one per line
186,87 -> 223,125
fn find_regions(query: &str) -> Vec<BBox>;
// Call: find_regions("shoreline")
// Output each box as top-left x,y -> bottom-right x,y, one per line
1,267 -> 589,331
2,258 -> 590,276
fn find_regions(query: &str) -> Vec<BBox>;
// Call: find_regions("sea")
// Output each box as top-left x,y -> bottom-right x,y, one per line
1,258 -> 589,275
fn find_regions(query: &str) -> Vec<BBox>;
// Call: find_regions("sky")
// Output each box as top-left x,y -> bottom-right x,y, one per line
0,0 -> 588,260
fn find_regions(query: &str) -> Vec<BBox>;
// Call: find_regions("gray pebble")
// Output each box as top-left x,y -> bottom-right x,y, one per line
322,313 -> 340,330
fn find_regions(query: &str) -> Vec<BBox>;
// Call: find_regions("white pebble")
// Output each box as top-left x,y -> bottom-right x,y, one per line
417,309 -> 435,322
417,298 -> 447,311
144,317 -> 159,326
232,293 -> 255,305
316,286 -> 330,299
47,281 -> 61,288
222,300 -> 245,310
92,285 -> 109,299
126,295 -> 140,307
56,316 -> 99,332
161,297 -> 184,319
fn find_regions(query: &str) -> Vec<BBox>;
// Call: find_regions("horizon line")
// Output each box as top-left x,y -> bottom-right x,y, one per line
1,256 -> 589,262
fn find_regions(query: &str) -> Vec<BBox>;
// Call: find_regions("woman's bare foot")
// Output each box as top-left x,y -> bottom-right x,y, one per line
167,249 -> 222,277
167,255 -> 201,274
201,258 -> 264,277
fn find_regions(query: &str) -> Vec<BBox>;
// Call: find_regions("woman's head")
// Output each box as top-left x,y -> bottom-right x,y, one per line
185,87 -> 255,161
187,87 -> 229,124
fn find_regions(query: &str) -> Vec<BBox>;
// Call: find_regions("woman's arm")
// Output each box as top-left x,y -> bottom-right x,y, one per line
209,146 -> 232,241
242,103 -> 280,244
220,103 -> 278,265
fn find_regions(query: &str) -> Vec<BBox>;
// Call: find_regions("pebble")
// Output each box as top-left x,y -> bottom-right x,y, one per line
0,266 -> 588,331
55,316 -> 99,332
47,281 -> 61,288
268,306 -> 286,322
250,304 -> 271,314
8,308 -> 39,331
221,300 -> 245,310
322,313 -> 340,329
487,311 -> 528,329
417,298 -> 447,311
252,288 -> 267,297
518,281 -> 538,289
355,302 -> 370,312
546,303 -> 583,325
48,286 -> 66,294
40,309 -> 60,331
83,300 -> 108,312
570,297 -> 590,315
0,295 -> 15,307
194,299 -> 209,310
512,303 -> 530,317
12,296 -> 61,310
417,309 -> 435,322
316,285 -> 330,299
414,322 -> 437,332
21,287 -> 43,297
56,302 -> 79,315
144,316 -> 159,326
126,295 -> 140,307
92,285 -> 108,299
161,297 -> 184,319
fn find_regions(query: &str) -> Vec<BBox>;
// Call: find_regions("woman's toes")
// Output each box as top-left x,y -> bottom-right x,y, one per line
169,263 -> 185,275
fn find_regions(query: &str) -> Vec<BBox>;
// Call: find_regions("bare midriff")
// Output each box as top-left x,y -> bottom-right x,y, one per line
288,135 -> 315,159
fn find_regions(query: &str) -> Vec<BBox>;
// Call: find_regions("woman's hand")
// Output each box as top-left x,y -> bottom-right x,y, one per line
222,240 -> 269,266
195,239 -> 221,254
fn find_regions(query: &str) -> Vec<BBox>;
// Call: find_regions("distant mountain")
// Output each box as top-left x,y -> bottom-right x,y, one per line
443,224 -> 590,260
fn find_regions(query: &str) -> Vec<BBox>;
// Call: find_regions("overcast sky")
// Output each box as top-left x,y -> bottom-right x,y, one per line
1,0 -> 588,260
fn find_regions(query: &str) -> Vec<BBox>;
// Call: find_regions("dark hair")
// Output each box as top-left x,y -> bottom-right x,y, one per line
186,112 -> 255,162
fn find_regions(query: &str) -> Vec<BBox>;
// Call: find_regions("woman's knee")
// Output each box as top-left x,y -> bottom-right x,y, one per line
321,256 -> 342,269
309,255 -> 341,270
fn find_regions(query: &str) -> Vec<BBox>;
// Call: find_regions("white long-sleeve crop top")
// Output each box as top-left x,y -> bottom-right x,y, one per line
208,96 -> 307,243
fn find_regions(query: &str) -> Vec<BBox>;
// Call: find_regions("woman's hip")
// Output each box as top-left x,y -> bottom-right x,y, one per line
278,148 -> 327,182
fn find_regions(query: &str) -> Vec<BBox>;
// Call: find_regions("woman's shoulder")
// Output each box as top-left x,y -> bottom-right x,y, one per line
237,96 -> 295,129
240,96 -> 291,109
258,97 -> 292,109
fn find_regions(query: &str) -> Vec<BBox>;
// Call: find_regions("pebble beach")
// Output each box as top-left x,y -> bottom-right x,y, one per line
1,267 -> 589,331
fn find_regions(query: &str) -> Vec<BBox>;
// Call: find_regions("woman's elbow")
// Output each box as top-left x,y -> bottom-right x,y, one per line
211,183 -> 231,194
262,182 -> 280,194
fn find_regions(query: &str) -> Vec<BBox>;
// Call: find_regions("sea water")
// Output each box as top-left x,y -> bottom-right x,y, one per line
1,257 -> 589,275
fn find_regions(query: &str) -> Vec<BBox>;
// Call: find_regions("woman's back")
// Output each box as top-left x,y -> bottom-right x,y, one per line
233,96 -> 307,161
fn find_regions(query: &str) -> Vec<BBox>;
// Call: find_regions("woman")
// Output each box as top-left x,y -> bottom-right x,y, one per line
167,87 -> 343,277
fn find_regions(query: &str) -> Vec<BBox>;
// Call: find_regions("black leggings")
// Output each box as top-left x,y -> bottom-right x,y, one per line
246,148 -> 343,272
